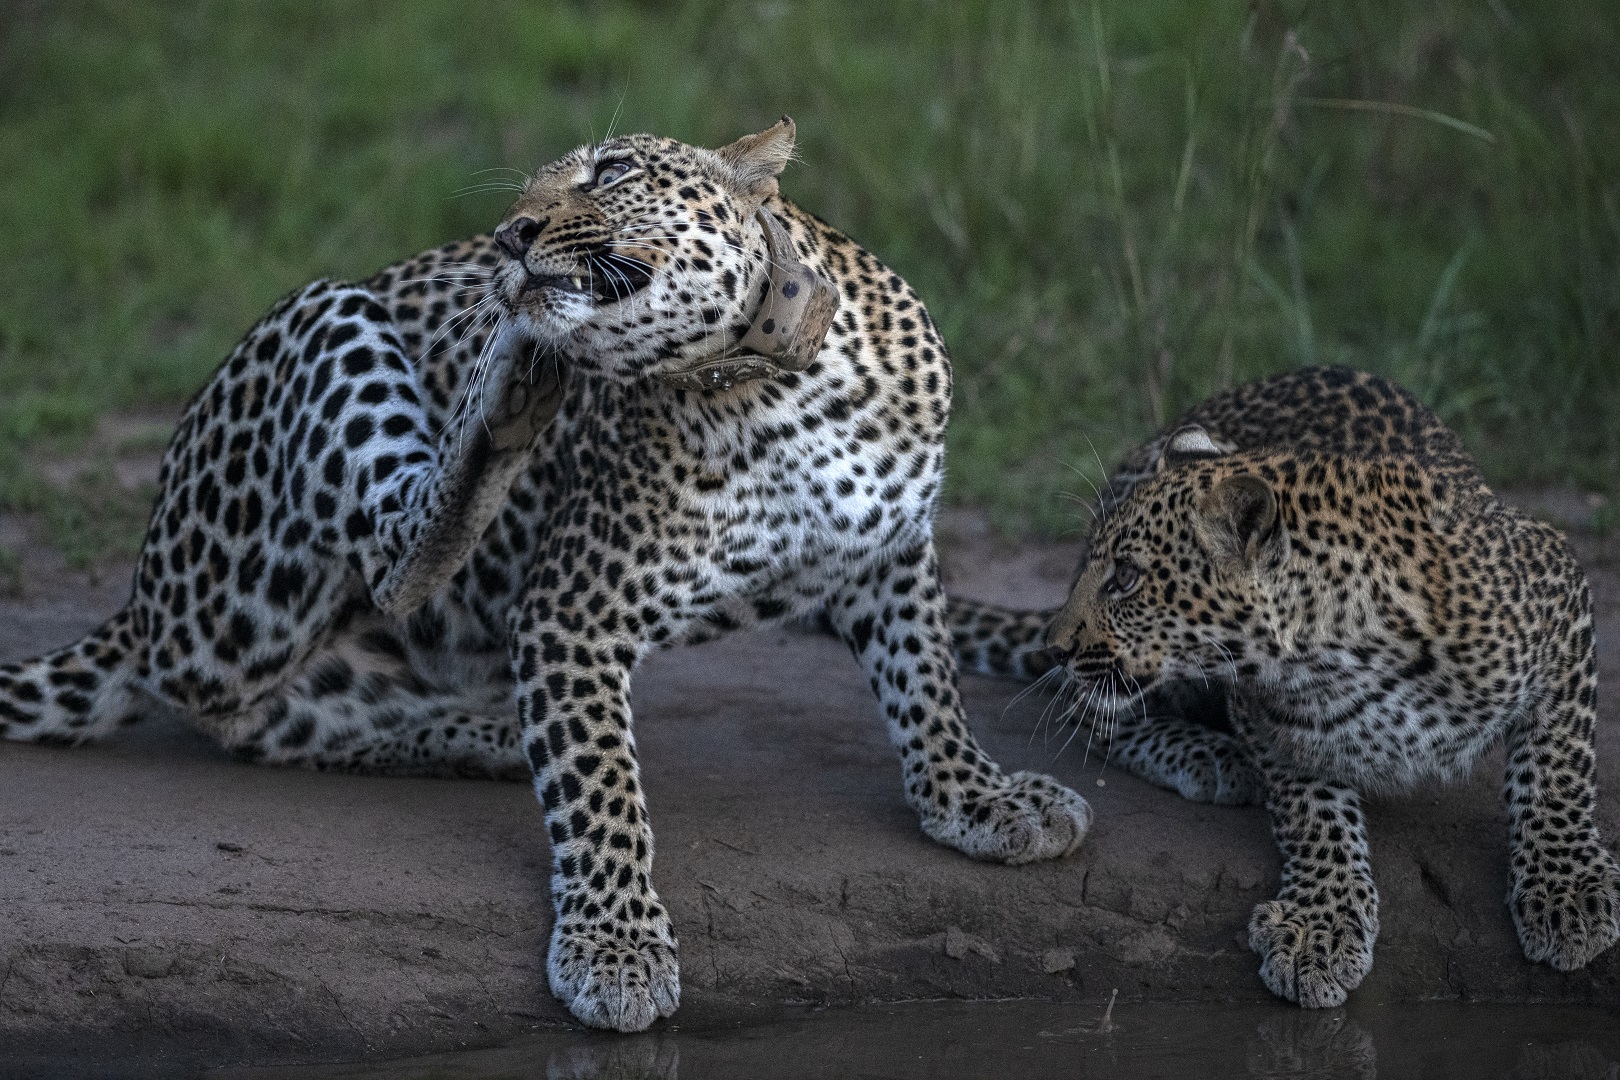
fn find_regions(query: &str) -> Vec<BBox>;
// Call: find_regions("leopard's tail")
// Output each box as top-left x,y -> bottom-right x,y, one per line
945,596 -> 1061,681
0,607 -> 143,744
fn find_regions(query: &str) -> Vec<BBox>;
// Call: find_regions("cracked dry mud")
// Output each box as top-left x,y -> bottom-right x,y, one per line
1,497 -> 1618,1063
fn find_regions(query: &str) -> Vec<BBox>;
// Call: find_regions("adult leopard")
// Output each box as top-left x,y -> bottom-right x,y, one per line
955,367 -> 1620,1006
0,120 -> 1090,1031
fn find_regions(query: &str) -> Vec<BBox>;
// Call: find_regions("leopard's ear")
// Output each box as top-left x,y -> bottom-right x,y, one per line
1195,474 -> 1285,571
1156,425 -> 1227,474
716,116 -> 796,202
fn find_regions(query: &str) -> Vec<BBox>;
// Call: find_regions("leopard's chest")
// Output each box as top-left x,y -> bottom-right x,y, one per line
669,418 -> 937,607
1245,642 -> 1529,793
700,446 -> 927,585
455,379 -> 942,635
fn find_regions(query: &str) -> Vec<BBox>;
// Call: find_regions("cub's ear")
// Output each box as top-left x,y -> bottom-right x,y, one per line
1156,425 -> 1227,474
716,116 -> 797,202
1195,474 -> 1285,571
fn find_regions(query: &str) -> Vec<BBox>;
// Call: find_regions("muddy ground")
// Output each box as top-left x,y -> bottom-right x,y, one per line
1,459 -> 1618,1067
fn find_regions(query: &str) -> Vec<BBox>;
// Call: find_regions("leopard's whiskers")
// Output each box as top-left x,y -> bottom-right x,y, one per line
445,299 -> 508,447
1062,460 -> 1106,525
1081,433 -> 1119,521
1006,664 -> 1062,733
424,291 -> 502,371
452,182 -> 527,199
1016,666 -> 1067,746
1061,678 -> 1103,763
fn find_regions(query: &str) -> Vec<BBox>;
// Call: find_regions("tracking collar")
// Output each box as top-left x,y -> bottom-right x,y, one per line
658,209 -> 840,392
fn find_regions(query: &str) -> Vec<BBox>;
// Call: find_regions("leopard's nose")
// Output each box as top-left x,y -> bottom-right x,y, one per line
1044,621 -> 1080,653
495,216 -> 541,259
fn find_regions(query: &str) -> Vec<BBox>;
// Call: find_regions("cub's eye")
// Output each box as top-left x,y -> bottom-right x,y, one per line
1105,558 -> 1142,597
592,160 -> 633,188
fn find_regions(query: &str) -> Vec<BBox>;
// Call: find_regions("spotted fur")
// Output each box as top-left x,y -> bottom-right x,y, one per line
948,367 -> 1491,803
0,121 -> 1091,1031
1026,367 -> 1619,1006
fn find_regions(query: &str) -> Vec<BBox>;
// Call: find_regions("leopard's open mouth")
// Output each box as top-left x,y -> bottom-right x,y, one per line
521,273 -> 595,298
516,251 -> 656,306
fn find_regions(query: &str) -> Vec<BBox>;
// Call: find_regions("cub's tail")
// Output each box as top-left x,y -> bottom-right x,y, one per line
945,596 -> 1060,681
0,608 -> 142,744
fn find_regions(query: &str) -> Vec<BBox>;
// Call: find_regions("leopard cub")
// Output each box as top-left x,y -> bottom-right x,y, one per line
1041,367 -> 1619,1007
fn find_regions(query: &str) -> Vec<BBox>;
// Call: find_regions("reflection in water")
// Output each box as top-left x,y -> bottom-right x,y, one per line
206,1000 -> 1619,1079
1245,1011 -> 1377,1079
545,1034 -> 678,1080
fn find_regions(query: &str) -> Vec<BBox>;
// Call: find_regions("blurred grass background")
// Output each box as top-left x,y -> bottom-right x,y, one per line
1,0 -> 1616,562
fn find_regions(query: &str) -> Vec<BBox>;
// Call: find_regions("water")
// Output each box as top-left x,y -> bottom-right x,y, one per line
200,999 -> 1616,1080
6,999 -> 1612,1079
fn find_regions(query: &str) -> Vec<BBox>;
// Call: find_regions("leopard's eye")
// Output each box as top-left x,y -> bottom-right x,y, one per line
1106,557 -> 1142,597
592,160 -> 633,188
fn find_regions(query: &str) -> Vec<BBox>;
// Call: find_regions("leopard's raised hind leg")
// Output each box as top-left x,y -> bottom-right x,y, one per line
217,609 -> 527,780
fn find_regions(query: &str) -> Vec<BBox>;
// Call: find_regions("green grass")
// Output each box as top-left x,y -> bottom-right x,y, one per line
2,0 -> 1616,547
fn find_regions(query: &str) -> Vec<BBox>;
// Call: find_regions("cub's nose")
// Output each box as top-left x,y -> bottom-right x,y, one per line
1044,623 -> 1079,655
494,216 -> 541,259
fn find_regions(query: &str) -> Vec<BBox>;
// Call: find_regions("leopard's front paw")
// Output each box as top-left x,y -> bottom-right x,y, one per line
922,770 -> 1091,865
1249,893 -> 1377,1008
1173,734 -> 1263,806
1511,846 -> 1620,971
547,909 -> 680,1032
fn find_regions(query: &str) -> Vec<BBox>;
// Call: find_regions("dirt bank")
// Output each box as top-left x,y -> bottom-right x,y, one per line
1,504 -> 1617,1069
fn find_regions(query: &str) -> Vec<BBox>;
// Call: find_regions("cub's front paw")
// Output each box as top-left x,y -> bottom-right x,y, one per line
1249,894 -> 1377,1008
548,909 -> 680,1032
922,770 -> 1091,865
1511,846 -> 1620,971
1173,733 -> 1263,807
